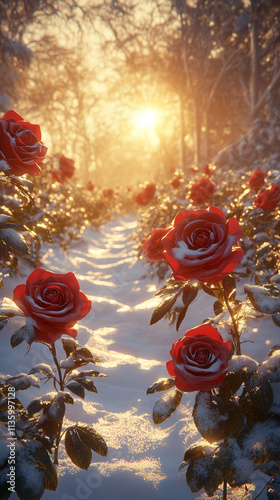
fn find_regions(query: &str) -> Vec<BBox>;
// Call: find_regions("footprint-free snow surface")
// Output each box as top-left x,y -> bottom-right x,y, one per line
1,216 -> 278,500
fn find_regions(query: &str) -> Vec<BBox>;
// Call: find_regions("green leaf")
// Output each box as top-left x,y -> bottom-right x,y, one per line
61,337 -> 80,357
218,370 -> 245,398
65,427 -> 92,470
66,382 -> 85,399
31,440 -> 57,492
267,477 -> 280,499
222,275 -> 237,301
176,303 -> 191,331
0,317 -> 8,331
150,294 -> 178,326
0,466 -> 12,499
75,377 -> 97,393
27,396 -> 52,416
15,444 -> 46,500
29,363 -> 55,379
193,392 -> 244,443
10,324 -> 36,348
153,388 -> 183,425
179,442 -> 207,471
76,425 -> 108,457
186,457 -> 216,493
182,283 -> 198,306
246,372 -> 274,413
0,228 -> 29,255
213,300 -> 224,316
44,400 -> 65,423
147,377 -> 175,395
244,284 -> 280,314
272,314 -> 280,327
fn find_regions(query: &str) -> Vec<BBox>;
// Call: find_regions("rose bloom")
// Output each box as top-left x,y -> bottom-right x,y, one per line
0,110 -> 47,176
166,324 -> 232,392
103,188 -> 114,197
254,182 -> 280,211
59,155 -> 75,179
248,169 -> 267,189
162,206 -> 244,284
13,268 -> 91,344
86,180 -> 94,191
189,177 -> 216,205
142,227 -> 170,262
170,177 -> 181,189
135,183 -> 156,205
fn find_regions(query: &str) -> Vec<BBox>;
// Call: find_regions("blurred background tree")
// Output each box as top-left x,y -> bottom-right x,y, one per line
1,0 -> 279,186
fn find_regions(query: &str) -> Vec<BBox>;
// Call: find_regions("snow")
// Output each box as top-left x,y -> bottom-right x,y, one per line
1,215 -> 279,499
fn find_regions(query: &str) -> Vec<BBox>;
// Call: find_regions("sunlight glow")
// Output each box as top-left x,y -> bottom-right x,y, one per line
133,108 -> 158,131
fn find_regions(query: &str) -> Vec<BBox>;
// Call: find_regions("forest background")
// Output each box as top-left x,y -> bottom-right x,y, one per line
1,0 -> 280,188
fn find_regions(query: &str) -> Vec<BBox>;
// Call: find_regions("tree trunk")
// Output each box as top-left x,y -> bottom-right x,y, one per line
194,101 -> 201,166
250,0 -> 259,118
179,90 -> 187,170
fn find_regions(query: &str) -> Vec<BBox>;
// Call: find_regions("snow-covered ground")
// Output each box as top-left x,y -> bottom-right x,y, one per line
1,215 -> 279,500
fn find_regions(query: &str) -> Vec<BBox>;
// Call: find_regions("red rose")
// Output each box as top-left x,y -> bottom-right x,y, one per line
0,110 -> 47,176
170,177 -> 181,189
203,164 -> 213,175
162,206 -> 244,284
248,169 -> 267,189
103,188 -> 114,197
254,182 -> 280,211
189,177 -> 216,205
135,183 -> 156,205
142,227 -> 171,262
59,155 -> 75,179
166,324 -> 232,392
86,181 -> 94,191
13,268 -> 91,344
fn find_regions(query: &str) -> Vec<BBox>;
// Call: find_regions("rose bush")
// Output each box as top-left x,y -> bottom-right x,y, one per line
59,155 -> 75,179
142,227 -> 170,262
135,183 -> 156,205
166,324 -> 232,392
189,177 -> 216,205
248,169 -> 267,189
0,110 -> 47,176
254,182 -> 280,211
13,268 -> 91,343
162,206 -> 244,284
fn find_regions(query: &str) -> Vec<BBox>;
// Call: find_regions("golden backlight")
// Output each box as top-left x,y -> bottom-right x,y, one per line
133,108 -> 158,131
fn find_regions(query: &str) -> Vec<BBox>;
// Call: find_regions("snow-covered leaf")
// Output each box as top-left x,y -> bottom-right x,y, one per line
193,392 -> 243,443
0,297 -> 23,317
29,364 -> 55,379
28,439 -> 57,492
15,443 -> 45,500
66,382 -> 85,399
147,377 -> 175,395
65,427 -> 92,470
10,324 -> 36,348
244,284 -> 280,314
76,424 -> 108,457
153,388 -> 182,425
150,294 -> 178,326
4,373 -> 40,392
246,373 -> 273,413
75,377 -> 97,393
0,228 -> 29,255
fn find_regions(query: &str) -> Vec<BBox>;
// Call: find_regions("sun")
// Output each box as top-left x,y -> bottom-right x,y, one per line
133,108 -> 158,131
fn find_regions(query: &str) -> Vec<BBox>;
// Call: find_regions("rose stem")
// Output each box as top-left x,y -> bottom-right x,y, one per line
221,285 -> 241,355
49,343 -> 65,465
223,479 -> 227,500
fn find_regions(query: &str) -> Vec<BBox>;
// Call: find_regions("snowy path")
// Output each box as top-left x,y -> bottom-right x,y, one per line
1,216 -> 274,500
